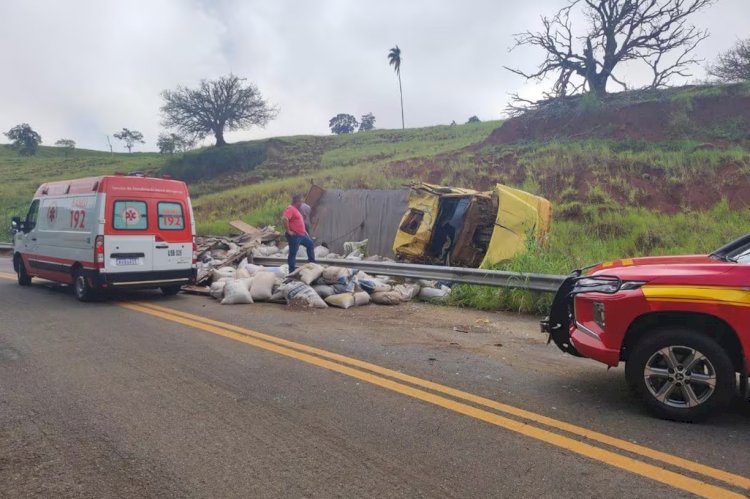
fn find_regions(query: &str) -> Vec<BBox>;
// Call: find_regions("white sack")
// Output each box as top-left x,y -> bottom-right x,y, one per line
221,280 -> 254,305
394,283 -> 421,301
209,280 -> 227,300
353,291 -> 370,306
371,291 -> 403,305
212,267 -> 236,281
289,263 -> 324,285
250,272 -> 277,302
321,266 -> 352,284
283,281 -> 328,309
325,293 -> 356,309
419,287 -> 451,299
314,246 -> 330,258
312,284 -> 336,298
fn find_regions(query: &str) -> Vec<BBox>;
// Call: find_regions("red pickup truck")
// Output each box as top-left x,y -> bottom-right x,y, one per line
542,234 -> 750,422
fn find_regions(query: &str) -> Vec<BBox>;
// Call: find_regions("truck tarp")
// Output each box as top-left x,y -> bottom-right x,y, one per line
308,187 -> 409,257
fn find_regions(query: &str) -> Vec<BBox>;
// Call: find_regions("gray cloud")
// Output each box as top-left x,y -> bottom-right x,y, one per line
1,0 -> 747,151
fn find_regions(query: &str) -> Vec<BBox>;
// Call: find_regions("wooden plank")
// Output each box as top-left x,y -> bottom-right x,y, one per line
230,220 -> 262,236
305,184 -> 326,209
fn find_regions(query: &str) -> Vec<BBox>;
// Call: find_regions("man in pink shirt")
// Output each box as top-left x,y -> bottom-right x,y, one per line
282,194 -> 316,272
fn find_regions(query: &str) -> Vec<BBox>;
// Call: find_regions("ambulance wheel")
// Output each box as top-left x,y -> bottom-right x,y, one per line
161,285 -> 181,296
73,269 -> 96,302
15,256 -> 31,286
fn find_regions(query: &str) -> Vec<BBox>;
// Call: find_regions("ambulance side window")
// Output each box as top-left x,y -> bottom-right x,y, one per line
113,200 -> 148,230
25,200 -> 40,231
157,202 -> 185,230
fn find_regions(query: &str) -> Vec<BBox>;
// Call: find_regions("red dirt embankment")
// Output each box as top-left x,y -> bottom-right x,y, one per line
486,94 -> 750,144
391,89 -> 750,214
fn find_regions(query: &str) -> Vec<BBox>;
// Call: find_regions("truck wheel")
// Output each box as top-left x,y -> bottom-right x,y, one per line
625,328 -> 735,422
161,285 -> 181,296
73,269 -> 96,302
15,256 -> 31,286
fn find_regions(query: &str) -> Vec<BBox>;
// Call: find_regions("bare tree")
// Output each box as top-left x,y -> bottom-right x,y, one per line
506,0 -> 714,97
708,38 -> 750,83
161,74 -> 278,147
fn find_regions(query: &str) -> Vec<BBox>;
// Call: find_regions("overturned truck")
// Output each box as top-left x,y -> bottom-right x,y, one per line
306,182 -> 551,268
393,183 -> 551,268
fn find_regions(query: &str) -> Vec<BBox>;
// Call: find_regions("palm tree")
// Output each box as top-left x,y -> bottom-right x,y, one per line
388,45 -> 404,129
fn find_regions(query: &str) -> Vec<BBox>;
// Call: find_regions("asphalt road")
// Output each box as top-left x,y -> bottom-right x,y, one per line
0,258 -> 748,498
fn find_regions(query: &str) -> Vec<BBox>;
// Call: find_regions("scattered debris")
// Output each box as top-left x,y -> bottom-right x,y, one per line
193,233 -> 453,310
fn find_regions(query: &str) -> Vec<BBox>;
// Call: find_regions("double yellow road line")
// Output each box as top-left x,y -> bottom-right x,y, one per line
122,300 -> 749,498
0,272 -> 746,496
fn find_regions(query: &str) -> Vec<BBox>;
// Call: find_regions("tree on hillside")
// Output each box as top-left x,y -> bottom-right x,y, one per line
4,123 -> 41,156
157,134 -> 177,154
388,46 -> 405,129
708,38 -> 750,82
161,74 -> 278,147
157,132 -> 194,154
54,138 -> 76,157
506,0 -> 714,97
113,128 -> 145,153
329,114 -> 359,134
466,116 -> 481,124
358,113 -> 376,132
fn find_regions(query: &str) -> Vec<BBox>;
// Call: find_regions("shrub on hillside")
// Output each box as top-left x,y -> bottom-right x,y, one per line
161,142 -> 268,183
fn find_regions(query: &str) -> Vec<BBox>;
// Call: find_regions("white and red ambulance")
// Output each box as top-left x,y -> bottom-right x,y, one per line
12,174 -> 197,301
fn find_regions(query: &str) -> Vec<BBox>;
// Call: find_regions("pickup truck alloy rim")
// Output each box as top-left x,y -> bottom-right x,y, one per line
643,346 -> 716,408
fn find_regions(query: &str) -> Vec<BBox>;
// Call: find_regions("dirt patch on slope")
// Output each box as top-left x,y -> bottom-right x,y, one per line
486,94 -> 750,145
387,89 -> 750,214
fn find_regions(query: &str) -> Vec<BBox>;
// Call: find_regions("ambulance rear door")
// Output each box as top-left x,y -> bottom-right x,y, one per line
104,199 -> 154,273
151,200 -> 192,272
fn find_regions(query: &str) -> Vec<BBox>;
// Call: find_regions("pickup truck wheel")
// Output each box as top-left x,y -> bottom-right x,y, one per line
73,269 -> 96,302
15,256 -> 31,286
625,328 -> 735,422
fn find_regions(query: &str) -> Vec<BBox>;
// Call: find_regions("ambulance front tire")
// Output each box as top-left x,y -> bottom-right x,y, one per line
15,256 -> 31,286
161,285 -> 182,296
73,269 -> 96,302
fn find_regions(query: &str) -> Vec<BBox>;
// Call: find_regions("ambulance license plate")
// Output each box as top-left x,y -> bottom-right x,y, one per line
116,257 -> 139,266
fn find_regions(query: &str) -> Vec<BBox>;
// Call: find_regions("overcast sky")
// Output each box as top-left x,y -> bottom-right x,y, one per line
1,0 -> 747,152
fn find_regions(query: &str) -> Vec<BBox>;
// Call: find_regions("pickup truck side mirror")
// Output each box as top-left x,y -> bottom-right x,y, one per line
10,216 -> 21,233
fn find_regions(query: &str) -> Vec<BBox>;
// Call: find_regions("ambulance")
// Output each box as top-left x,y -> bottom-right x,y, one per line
11,174 -> 197,301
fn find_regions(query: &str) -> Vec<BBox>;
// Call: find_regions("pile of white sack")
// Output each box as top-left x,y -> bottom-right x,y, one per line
196,238 -> 393,285
205,259 -> 451,309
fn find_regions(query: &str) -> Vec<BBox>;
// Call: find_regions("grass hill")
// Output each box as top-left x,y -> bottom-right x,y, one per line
2,82 -> 750,312
0,147 -> 161,234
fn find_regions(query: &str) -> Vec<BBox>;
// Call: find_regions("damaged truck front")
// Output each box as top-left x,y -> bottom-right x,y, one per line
392,183 -> 551,268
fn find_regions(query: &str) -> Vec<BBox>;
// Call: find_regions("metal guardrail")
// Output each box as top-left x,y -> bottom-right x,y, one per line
0,245 -> 566,291
253,257 -> 566,293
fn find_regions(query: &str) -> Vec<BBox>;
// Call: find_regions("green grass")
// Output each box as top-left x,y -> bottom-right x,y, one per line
0,145 -> 165,238
451,201 -> 750,314
2,84 -> 750,315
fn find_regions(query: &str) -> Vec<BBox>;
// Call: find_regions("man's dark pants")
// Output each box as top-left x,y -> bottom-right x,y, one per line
286,233 -> 316,272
